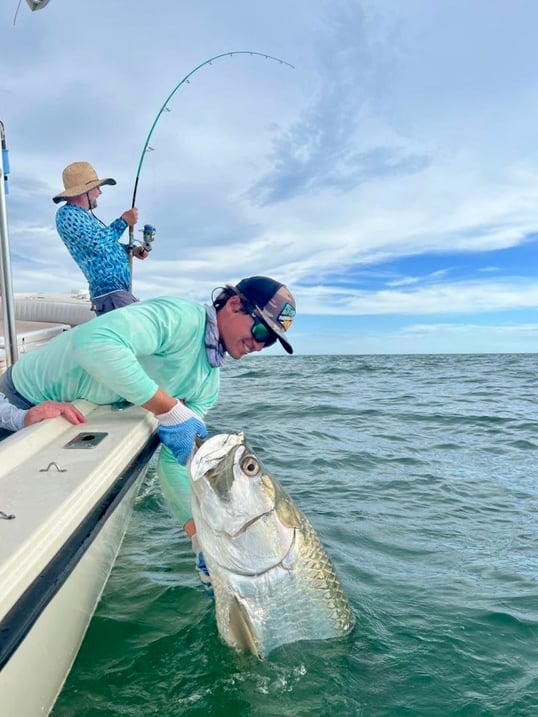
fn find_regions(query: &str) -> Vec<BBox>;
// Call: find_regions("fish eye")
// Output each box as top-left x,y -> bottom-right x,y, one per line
240,454 -> 260,477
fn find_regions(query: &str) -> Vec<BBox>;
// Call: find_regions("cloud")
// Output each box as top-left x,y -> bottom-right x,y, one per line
3,0 -> 538,353
295,278 -> 538,317
247,2 -> 432,204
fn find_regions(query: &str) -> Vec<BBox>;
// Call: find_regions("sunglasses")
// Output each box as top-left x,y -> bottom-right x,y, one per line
249,313 -> 277,346
232,288 -> 278,347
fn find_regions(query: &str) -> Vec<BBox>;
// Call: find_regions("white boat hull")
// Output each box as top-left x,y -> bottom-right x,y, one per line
0,469 -> 144,715
0,402 -> 159,716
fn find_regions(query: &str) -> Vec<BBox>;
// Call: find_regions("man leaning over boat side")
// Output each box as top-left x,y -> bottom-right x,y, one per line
0,276 -> 296,594
53,161 -> 150,316
0,391 -> 86,438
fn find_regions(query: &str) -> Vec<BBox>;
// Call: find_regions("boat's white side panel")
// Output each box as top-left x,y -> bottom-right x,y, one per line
12,292 -> 94,327
0,471 -> 142,716
0,404 -> 156,609
0,402 -> 158,717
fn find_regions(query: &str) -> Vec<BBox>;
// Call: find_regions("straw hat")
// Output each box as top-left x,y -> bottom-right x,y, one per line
52,161 -> 116,203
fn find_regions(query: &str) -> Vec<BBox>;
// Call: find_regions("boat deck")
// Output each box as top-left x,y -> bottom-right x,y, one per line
0,320 -> 69,372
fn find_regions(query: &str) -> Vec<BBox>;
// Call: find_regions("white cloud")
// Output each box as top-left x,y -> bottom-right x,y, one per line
2,0 -> 538,353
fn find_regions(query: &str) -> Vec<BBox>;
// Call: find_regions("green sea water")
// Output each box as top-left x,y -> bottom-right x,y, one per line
51,354 -> 538,716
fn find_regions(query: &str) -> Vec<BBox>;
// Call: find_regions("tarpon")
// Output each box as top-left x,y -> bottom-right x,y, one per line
188,432 -> 355,658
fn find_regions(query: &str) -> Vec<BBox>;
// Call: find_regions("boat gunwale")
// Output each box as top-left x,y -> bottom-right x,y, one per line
0,432 -> 159,671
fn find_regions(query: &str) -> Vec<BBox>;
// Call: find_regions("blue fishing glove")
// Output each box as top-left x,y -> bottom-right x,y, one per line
157,400 -> 208,465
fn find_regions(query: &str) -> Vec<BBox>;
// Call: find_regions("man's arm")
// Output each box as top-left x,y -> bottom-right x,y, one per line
24,402 -> 87,427
0,393 -> 87,432
57,205 -> 130,251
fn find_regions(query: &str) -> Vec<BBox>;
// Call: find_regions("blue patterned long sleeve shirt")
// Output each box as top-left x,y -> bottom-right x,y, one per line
56,204 -> 131,299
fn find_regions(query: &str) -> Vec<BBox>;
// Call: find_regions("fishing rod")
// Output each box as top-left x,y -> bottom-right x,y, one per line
13,0 -> 51,25
127,50 -> 294,285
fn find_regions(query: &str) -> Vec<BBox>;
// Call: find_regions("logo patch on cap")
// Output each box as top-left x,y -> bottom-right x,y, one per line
278,302 -> 296,331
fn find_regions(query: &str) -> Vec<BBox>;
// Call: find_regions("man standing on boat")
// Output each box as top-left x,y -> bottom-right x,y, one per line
53,161 -> 150,316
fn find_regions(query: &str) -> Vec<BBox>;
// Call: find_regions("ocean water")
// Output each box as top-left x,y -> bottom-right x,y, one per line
51,354 -> 538,717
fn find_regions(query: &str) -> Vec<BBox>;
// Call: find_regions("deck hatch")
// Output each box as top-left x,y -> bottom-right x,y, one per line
63,432 -> 108,449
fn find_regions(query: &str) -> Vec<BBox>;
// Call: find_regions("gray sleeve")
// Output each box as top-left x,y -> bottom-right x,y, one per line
0,392 -> 27,431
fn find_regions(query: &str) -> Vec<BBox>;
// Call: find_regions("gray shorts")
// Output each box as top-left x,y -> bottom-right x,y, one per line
92,290 -> 139,316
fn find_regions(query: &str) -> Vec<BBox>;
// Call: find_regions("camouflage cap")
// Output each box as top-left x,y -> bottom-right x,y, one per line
235,275 -> 296,354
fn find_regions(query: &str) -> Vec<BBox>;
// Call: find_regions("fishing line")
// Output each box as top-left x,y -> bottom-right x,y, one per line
13,0 -> 23,25
127,50 -> 294,275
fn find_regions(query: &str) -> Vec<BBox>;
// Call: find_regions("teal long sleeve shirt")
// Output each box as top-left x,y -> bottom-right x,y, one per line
11,297 -> 220,524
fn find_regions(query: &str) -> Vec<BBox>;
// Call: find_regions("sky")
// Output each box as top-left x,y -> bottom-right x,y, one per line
1,0 -> 538,355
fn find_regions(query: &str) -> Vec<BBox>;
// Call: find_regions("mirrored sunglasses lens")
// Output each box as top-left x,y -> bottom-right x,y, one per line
251,320 -> 270,342
248,310 -> 278,346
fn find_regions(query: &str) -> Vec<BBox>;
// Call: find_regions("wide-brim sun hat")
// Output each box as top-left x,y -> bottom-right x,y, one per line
233,275 -> 296,354
52,161 -> 116,203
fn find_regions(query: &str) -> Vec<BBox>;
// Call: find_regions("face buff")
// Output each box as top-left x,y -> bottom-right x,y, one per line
204,304 -> 227,367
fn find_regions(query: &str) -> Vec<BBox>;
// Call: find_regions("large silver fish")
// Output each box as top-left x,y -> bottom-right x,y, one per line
188,432 -> 355,658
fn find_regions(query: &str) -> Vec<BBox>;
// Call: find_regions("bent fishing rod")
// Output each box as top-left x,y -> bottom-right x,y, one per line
127,50 -> 294,286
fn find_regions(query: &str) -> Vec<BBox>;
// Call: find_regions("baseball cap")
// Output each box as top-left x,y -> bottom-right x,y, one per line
234,276 -> 296,354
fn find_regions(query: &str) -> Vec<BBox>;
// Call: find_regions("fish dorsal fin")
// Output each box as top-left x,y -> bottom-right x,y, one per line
229,596 -> 260,658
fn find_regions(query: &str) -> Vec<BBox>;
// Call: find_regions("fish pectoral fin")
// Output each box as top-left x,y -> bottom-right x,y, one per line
229,596 -> 260,658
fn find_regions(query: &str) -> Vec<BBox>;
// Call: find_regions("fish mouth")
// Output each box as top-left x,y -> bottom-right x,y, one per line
190,491 -> 275,539
228,507 -> 275,539
189,492 -> 296,577
189,433 -> 244,485
199,444 -> 276,538
231,528 -> 298,578
190,433 -> 296,574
